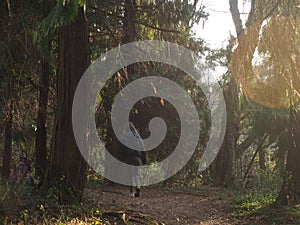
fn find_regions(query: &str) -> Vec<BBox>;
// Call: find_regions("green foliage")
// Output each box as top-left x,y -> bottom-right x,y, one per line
34,0 -> 85,56
232,189 -> 276,217
85,171 -> 104,189
230,170 -> 282,218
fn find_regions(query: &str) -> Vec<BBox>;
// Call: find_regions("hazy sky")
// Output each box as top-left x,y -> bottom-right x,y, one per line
194,0 -> 250,48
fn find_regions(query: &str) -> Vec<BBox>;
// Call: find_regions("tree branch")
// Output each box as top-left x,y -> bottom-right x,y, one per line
262,0 -> 282,21
229,0 -> 244,37
89,7 -> 180,33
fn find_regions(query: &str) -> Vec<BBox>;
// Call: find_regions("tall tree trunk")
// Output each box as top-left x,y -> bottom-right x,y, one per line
35,53 -> 50,182
216,0 -> 262,187
47,6 -> 89,203
213,1 -> 243,186
105,0 -> 138,179
276,109 -> 300,205
215,67 -> 240,186
2,75 -> 13,181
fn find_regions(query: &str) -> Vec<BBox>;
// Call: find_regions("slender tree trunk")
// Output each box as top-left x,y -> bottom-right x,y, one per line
122,0 -> 137,45
2,75 -> 13,181
229,0 -> 243,37
122,0 -> 137,76
122,0 -> 137,77
47,7 -> 89,203
35,53 -> 50,182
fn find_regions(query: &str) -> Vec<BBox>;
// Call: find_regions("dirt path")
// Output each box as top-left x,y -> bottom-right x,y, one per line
87,185 -> 245,225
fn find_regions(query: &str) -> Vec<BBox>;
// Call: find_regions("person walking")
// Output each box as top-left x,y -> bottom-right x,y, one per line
120,122 -> 147,197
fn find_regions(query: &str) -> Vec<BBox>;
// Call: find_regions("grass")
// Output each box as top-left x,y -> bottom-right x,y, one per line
231,188 -> 276,217
225,176 -> 300,225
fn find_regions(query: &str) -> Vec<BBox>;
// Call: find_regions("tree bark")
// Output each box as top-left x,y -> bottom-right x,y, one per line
276,109 -> 300,205
122,0 -> 137,44
214,83 -> 239,187
122,0 -> 137,75
47,6 -> 89,203
215,121 -> 239,186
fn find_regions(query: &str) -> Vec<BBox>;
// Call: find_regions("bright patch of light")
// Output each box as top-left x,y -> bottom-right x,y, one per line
193,0 -> 251,80
194,0 -> 251,48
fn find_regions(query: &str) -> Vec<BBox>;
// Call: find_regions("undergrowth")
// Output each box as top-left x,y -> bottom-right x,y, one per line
0,182 -> 102,225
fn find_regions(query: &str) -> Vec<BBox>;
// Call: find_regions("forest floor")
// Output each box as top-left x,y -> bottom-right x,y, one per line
86,185 -> 247,225
1,182 -> 300,224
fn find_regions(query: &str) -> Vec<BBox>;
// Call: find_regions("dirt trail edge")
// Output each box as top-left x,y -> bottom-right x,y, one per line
86,186 -> 246,225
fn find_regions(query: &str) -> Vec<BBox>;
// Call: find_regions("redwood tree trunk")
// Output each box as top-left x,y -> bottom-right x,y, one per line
47,7 -> 89,203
